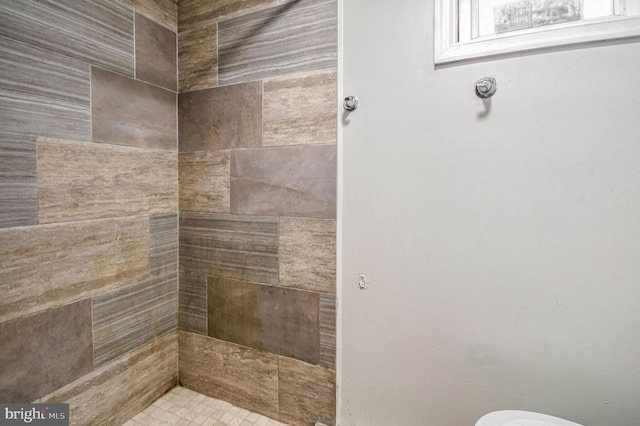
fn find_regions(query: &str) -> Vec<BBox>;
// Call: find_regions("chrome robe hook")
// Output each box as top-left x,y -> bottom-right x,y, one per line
475,77 -> 497,98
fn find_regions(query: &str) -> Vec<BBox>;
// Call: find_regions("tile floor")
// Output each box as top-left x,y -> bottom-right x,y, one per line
123,386 -> 290,426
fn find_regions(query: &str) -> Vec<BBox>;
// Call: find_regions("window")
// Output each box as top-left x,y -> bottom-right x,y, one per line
435,0 -> 640,64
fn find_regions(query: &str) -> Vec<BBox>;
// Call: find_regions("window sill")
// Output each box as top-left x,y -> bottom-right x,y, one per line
434,13 -> 640,65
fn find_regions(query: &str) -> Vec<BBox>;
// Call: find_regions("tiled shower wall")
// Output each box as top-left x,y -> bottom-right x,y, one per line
176,0 -> 338,425
0,0 -> 179,424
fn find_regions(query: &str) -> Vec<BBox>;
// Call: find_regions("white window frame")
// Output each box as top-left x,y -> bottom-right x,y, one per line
435,0 -> 640,64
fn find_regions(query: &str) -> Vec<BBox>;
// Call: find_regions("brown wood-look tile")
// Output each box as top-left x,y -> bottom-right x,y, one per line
218,0 -> 337,86
178,23 -> 217,92
0,133 -> 37,228
91,67 -> 177,150
230,145 -> 337,219
135,13 -> 177,91
278,356 -> 336,426
319,294 -> 336,370
0,300 -> 93,403
0,0 -> 134,76
180,212 -> 279,285
279,217 -> 336,293
179,151 -> 230,213
41,332 -> 178,425
263,68 -> 337,147
150,213 -> 178,277
179,82 -> 262,151
178,0 -> 276,33
0,36 -> 91,141
118,0 -> 177,31
93,273 -> 177,367
179,273 -> 207,335
37,138 -> 177,223
0,216 -> 149,323
179,331 -> 278,419
208,278 -> 320,364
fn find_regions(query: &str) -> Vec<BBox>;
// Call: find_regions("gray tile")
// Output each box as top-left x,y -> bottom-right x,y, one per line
0,133 -> 37,228
208,278 -> 320,364
0,300 -> 93,402
41,332 -> 177,426
319,294 -> 336,369
150,213 -> 178,277
0,36 -> 90,140
180,212 -> 279,285
92,273 -> 178,367
230,144 -> 337,219
179,331 -> 278,418
179,82 -> 262,152
0,0 -> 134,76
91,67 -> 177,150
218,0 -> 337,85
179,273 -> 207,335
135,13 -> 177,91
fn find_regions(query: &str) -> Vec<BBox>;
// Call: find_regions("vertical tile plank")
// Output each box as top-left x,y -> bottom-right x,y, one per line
92,274 -> 178,367
135,13 -> 177,91
179,151 -> 231,213
0,133 -> 37,228
279,217 -> 336,293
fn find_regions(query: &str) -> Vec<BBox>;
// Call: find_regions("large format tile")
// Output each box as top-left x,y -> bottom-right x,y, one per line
218,0 -> 337,85
0,133 -> 37,228
178,23 -> 217,92
180,212 -> 279,285
119,0 -> 177,31
0,0 -> 134,76
230,145 -> 337,219
0,216 -> 149,323
178,0 -> 276,32
135,13 -> 177,91
179,82 -> 262,152
37,138 -> 177,223
319,294 -> 336,369
278,357 -> 336,426
179,151 -> 230,213
179,331 -> 278,419
179,273 -> 207,335
208,278 -> 320,364
0,36 -> 90,140
150,213 -> 178,277
279,217 -> 336,293
91,67 -> 177,150
0,300 -> 93,403
40,332 -> 178,426
93,273 -> 177,367
263,68 -> 337,147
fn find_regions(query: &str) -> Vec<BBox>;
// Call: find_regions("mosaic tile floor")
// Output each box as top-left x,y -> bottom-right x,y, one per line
122,386 -> 290,426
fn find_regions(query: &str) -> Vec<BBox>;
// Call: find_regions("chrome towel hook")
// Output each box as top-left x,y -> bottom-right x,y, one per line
475,77 -> 497,98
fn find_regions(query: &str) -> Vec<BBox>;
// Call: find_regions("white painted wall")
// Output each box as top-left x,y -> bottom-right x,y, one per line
338,1 -> 640,425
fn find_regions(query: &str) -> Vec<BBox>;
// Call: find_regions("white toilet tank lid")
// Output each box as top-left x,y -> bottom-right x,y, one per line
475,410 -> 583,426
